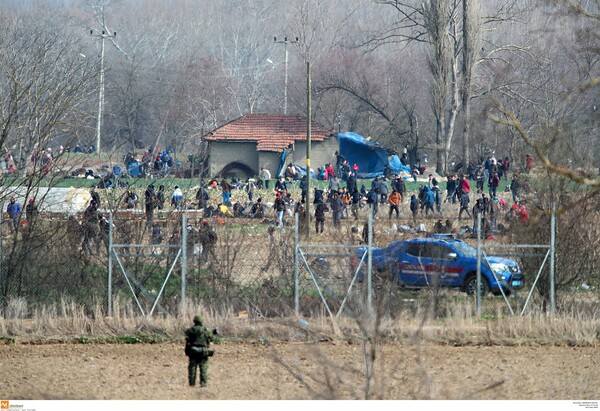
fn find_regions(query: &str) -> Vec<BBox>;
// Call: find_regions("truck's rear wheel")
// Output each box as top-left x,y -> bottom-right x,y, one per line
464,274 -> 490,296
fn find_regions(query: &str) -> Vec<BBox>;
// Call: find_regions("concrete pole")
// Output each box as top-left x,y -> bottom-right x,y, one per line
181,213 -> 188,315
284,42 -> 288,115
294,212 -> 299,314
367,203 -> 374,309
550,204 -> 556,315
108,212 -> 113,317
96,35 -> 105,155
305,61 -> 311,239
476,211 -> 482,318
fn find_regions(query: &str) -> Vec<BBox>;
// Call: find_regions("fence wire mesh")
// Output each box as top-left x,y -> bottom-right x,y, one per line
0,203 -> 557,320
0,209 -> 299,318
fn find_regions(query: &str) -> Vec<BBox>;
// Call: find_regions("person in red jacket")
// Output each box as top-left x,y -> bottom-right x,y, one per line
325,163 -> 335,181
525,154 -> 534,173
460,174 -> 471,194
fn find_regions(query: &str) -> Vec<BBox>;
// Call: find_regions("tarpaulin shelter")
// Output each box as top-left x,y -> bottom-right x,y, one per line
337,132 -> 409,178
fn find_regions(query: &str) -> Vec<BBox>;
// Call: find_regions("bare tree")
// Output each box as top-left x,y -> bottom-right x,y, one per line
0,10 -> 97,168
461,0 -> 483,168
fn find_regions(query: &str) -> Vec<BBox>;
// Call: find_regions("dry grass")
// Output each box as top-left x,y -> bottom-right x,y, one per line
0,294 -> 598,347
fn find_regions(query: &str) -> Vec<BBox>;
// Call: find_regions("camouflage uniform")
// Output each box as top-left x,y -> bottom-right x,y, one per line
185,316 -> 214,387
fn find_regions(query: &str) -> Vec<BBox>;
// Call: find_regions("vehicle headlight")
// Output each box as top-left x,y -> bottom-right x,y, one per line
490,263 -> 509,276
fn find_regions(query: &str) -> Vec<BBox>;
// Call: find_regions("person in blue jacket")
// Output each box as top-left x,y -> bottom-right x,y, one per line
6,196 -> 21,231
423,186 -> 435,216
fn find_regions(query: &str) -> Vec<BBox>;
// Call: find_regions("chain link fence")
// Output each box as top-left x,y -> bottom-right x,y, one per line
0,203 -> 557,320
0,208 -> 299,319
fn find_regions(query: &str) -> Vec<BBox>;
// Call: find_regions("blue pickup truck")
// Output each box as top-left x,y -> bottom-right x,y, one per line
353,237 -> 524,295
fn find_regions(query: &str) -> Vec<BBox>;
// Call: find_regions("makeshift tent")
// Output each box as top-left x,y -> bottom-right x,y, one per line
295,165 -> 316,179
338,132 -> 409,178
388,154 -> 410,175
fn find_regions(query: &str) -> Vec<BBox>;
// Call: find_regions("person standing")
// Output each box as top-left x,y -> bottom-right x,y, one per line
423,186 -> 435,216
503,156 -> 510,180
90,186 -> 101,208
172,186 -> 184,210
185,315 -> 216,388
273,193 -> 286,228
388,188 -> 402,219
459,174 -> 471,195
274,176 -> 287,195
392,175 -> 406,200
378,178 -> 389,204
220,178 -> 231,204
299,175 -> 308,203
458,191 -> 472,220
510,174 -> 521,203
124,189 -> 138,209
366,187 -> 379,218
81,200 -> 99,253
341,187 -> 351,219
196,184 -> 209,210
25,198 -> 38,227
445,175 -> 457,204
350,189 -> 361,220
489,172 -> 500,198
325,163 -> 335,181
156,185 -> 166,210
329,175 -> 340,192
245,178 -> 256,202
525,154 -> 534,173
6,196 -> 21,232
346,172 -> 357,195
335,151 -> 345,176
260,167 -> 271,190
145,184 -> 156,227
434,185 -> 443,214
330,192 -> 342,228
314,201 -> 329,234
409,194 -> 420,225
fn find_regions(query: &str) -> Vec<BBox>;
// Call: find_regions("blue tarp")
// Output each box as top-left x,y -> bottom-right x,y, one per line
276,148 -> 287,177
127,161 -> 142,177
388,154 -> 410,175
338,132 -> 409,178
295,164 -> 316,179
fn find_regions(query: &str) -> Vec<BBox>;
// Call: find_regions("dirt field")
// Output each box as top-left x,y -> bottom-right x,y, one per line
1,341 -> 598,400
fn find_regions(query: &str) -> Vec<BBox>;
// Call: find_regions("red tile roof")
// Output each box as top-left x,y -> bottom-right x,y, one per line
204,114 -> 335,152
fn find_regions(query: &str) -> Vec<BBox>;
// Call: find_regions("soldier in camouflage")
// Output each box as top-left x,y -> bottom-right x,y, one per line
185,315 -> 216,387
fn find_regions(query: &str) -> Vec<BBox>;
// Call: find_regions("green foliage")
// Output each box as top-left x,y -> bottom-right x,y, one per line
76,336 -> 92,344
0,336 -> 15,344
116,333 -> 166,344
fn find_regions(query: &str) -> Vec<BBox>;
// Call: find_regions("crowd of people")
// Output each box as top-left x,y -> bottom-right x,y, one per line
2,151 -> 535,256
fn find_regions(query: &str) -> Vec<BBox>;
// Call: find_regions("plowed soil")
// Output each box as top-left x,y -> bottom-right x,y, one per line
1,342 -> 599,400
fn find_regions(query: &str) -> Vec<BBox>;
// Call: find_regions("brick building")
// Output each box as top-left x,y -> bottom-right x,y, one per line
203,114 -> 338,178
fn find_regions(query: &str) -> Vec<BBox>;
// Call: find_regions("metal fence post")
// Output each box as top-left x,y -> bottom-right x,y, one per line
181,212 -> 188,315
0,210 -> 3,303
294,212 -> 299,315
476,211 -> 482,318
550,204 -> 556,315
367,203 -> 373,309
108,211 -> 113,317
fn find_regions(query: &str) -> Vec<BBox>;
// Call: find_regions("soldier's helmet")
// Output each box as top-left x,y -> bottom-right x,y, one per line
193,315 -> 203,325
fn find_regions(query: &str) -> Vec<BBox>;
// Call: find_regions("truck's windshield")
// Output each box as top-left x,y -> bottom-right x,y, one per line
450,241 -> 477,258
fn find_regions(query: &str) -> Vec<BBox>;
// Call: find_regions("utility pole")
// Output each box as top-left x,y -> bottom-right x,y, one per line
91,29 -> 116,156
305,61 -> 311,239
273,36 -> 298,115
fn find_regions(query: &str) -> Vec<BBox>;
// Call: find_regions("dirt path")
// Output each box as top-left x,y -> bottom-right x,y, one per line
1,342 -> 598,400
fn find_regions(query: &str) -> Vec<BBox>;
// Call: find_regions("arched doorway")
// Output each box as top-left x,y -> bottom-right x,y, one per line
218,161 -> 255,179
